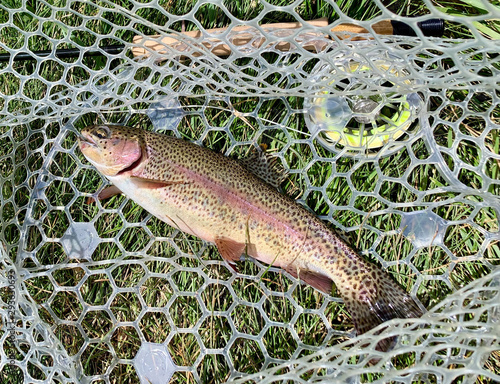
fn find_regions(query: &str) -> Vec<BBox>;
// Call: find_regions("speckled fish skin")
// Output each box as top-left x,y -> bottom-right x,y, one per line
79,124 -> 424,347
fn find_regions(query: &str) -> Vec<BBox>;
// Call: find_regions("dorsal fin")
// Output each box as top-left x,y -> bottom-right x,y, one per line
239,144 -> 287,189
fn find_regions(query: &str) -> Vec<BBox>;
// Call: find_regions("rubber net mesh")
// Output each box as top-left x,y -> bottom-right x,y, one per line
0,0 -> 499,383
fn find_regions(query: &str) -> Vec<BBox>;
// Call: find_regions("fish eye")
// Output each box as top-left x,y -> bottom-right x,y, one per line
93,126 -> 110,139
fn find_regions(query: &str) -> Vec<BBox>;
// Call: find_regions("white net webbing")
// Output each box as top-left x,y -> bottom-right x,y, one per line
0,0 -> 499,383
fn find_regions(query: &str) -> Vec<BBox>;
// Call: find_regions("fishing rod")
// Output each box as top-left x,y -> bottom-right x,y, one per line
0,19 -> 443,62
0,44 -> 125,62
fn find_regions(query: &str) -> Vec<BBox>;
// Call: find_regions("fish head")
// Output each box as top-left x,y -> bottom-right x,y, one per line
79,125 -> 146,177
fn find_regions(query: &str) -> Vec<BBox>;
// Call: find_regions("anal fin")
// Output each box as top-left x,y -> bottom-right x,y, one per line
286,266 -> 333,295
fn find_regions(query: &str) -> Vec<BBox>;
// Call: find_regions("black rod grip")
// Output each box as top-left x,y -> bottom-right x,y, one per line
391,19 -> 444,37
0,44 -> 126,62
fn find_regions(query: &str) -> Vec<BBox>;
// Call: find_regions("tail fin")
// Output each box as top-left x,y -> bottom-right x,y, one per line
339,267 -> 424,351
287,260 -> 424,351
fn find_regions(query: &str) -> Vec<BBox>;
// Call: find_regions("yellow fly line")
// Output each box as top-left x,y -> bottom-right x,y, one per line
309,61 -> 416,152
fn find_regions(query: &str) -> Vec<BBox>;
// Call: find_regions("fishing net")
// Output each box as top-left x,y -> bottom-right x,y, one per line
0,0 -> 499,383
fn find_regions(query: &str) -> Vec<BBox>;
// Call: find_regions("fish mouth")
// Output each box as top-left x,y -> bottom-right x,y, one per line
78,131 -> 97,148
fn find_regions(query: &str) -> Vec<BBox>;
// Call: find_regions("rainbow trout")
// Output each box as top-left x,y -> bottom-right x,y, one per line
79,124 -> 423,347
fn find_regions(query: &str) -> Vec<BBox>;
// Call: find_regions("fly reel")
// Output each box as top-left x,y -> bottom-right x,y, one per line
305,49 -> 423,157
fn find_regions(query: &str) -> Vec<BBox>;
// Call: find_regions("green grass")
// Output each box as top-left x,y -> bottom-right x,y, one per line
1,0 -> 499,383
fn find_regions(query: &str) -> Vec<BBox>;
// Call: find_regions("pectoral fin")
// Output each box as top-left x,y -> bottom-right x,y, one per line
130,176 -> 189,189
215,236 -> 246,273
87,185 -> 122,204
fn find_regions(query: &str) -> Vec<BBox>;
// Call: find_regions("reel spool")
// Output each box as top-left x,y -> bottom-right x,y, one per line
305,50 -> 423,157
